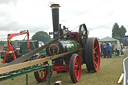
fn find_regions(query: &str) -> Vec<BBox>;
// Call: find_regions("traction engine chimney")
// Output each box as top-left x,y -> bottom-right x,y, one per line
50,4 -> 60,39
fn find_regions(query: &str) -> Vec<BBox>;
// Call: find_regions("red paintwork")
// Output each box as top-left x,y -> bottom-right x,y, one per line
70,32 -> 88,42
53,64 -> 69,71
69,54 -> 81,82
3,30 -> 30,63
93,38 -> 100,71
74,55 -> 81,82
71,32 -> 79,42
36,56 -> 48,81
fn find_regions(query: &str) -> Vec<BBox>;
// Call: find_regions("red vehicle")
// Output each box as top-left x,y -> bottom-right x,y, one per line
2,30 -> 30,63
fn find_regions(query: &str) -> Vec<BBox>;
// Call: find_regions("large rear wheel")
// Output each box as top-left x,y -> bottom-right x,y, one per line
69,54 -> 81,83
84,38 -> 100,72
34,56 -> 48,83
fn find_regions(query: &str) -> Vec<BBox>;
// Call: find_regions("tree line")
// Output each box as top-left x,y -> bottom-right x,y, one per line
112,23 -> 127,42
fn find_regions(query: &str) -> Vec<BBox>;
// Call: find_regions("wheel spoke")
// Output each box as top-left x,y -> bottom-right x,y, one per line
82,30 -> 85,34
93,56 -> 96,61
74,59 -> 78,79
41,72 -> 44,78
93,60 -> 97,68
94,47 -> 97,51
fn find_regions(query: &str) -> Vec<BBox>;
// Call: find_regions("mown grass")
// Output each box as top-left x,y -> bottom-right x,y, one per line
0,57 -> 124,85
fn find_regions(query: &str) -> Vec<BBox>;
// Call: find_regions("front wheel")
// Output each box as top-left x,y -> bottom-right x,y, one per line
69,54 -> 81,83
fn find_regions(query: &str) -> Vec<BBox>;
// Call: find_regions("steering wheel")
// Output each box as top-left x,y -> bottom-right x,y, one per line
78,24 -> 88,47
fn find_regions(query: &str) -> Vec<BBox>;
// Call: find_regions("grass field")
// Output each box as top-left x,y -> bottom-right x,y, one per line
0,57 -> 124,85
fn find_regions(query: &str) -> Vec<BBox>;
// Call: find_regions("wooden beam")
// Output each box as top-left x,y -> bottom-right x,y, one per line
0,50 -> 78,74
118,73 -> 124,84
55,81 -> 62,85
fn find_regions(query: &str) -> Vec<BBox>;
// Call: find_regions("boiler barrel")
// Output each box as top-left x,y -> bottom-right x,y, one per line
46,40 -> 79,56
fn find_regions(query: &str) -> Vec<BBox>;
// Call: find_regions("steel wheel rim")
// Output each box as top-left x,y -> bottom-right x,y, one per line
73,55 -> 81,81
93,39 -> 100,71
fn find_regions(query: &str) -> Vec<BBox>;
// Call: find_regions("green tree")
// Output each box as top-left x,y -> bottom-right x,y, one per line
119,25 -> 127,37
32,31 -> 51,43
112,23 -> 127,42
112,23 -> 120,38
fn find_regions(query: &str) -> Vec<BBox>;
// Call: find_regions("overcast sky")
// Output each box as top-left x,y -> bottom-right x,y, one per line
0,0 -> 128,41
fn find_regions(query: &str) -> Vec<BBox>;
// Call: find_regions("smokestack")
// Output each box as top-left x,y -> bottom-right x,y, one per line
50,4 -> 60,39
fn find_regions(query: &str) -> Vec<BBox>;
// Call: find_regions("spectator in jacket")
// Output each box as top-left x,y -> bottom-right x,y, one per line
106,43 -> 112,58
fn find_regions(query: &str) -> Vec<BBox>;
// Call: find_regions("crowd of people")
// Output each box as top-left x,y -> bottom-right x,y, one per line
100,42 -> 115,58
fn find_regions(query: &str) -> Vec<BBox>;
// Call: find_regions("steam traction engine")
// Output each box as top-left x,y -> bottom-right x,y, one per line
34,4 -> 100,83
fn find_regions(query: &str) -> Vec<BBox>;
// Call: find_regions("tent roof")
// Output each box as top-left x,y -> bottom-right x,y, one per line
99,36 -> 118,42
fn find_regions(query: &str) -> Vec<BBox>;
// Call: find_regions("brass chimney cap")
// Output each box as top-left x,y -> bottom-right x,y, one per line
50,4 -> 60,9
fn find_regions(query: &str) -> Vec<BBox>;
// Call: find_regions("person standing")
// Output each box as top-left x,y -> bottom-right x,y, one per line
111,43 -> 115,54
120,43 -> 124,55
100,42 -> 103,57
102,43 -> 106,58
106,43 -> 112,58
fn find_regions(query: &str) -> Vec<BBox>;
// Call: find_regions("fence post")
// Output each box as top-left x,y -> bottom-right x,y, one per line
26,74 -> 28,85
123,57 -> 128,85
